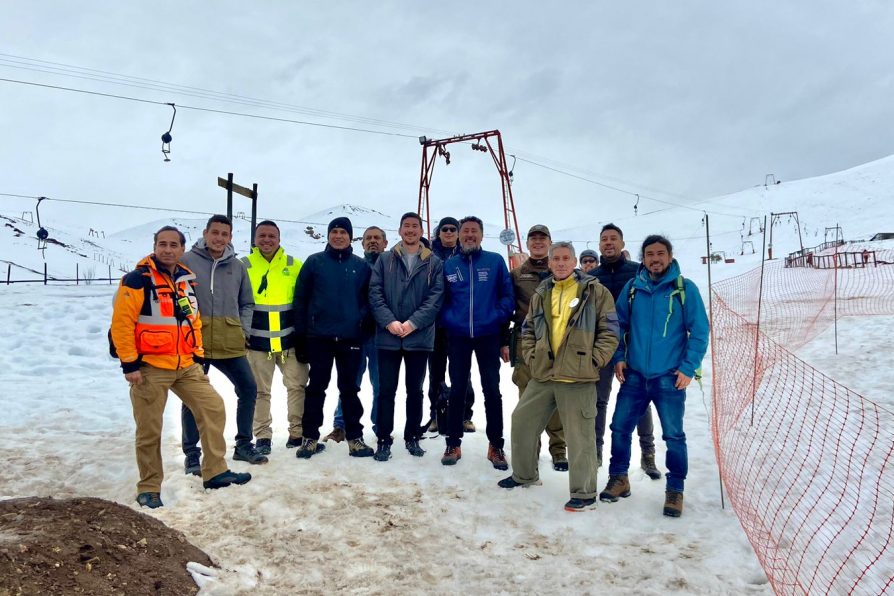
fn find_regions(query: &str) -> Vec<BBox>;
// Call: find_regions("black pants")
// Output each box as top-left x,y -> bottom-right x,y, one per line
595,362 -> 655,455
302,338 -> 363,441
376,349 -> 429,443
428,326 -> 475,420
446,333 -> 503,448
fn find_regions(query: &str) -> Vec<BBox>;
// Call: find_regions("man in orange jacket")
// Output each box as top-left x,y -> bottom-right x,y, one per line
111,226 -> 252,508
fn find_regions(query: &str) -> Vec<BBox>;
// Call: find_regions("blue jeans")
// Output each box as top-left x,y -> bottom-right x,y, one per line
334,337 -> 378,433
182,355 -> 257,455
608,370 -> 687,492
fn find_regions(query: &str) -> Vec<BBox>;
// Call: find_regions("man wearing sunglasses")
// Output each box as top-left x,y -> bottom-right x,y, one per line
242,220 -> 311,456
579,249 -> 599,274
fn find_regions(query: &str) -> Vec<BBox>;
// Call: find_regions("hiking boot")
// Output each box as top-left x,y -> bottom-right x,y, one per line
203,469 -> 252,489
487,445 -> 509,471
295,438 -> 320,459
323,427 -> 346,443
405,439 -> 425,457
136,492 -> 163,509
641,453 -> 661,481
234,444 -> 269,465
564,497 -> 597,512
184,453 -> 201,476
552,456 -> 569,472
463,419 -> 476,433
348,438 -> 375,457
256,438 -> 272,455
497,476 -> 542,489
427,419 -> 438,433
599,475 -> 631,503
441,445 -> 462,465
373,442 -> 392,462
285,435 -> 303,449
663,491 -> 684,517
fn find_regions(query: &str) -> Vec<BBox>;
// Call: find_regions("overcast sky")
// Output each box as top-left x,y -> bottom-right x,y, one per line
2,2 -> 893,237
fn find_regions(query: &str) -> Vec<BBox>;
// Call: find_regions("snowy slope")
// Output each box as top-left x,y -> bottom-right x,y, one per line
3,154 -> 894,593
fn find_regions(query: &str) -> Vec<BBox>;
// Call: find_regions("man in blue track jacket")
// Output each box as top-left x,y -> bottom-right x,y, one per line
439,216 -> 514,470
599,234 -> 709,518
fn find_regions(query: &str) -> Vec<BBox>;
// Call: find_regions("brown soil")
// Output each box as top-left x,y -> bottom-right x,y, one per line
0,496 -> 213,596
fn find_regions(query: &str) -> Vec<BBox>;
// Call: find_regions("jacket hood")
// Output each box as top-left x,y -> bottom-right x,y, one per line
190,239 -> 236,263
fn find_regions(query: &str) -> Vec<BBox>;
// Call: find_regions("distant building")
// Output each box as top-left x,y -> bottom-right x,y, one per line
870,232 -> 894,241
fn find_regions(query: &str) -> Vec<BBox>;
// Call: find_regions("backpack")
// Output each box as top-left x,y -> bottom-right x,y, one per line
627,275 -> 703,386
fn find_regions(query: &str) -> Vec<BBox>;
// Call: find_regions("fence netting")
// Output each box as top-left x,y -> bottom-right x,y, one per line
711,249 -> 894,595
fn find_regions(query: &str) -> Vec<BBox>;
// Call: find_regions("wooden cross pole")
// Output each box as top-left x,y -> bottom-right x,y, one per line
217,173 -> 259,246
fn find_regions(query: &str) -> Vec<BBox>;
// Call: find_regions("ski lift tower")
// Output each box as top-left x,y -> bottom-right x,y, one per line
417,130 -> 524,266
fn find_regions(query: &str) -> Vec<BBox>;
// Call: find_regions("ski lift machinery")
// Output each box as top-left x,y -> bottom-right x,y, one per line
417,130 -> 525,269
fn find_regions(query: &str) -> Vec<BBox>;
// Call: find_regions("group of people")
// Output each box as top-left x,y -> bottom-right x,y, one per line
111,211 -> 708,517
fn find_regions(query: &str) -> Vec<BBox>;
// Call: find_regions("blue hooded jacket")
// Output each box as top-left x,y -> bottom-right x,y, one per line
612,259 -> 709,379
441,248 -> 514,338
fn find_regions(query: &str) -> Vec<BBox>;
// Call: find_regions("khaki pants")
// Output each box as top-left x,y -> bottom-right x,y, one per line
512,337 -> 566,460
510,380 -> 598,499
130,364 -> 228,493
247,349 -> 308,440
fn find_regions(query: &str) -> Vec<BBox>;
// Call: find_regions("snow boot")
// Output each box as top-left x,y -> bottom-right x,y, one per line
564,497 -> 597,512
498,476 -> 542,489
599,475 -> 631,503
323,427 -> 346,443
641,453 -> 661,480
234,444 -> 269,465
441,445 -> 462,465
373,441 -> 392,462
136,492 -> 163,509
348,438 -> 375,457
487,445 -> 509,471
203,469 -> 252,490
256,438 -> 272,455
285,435 -> 303,448
663,491 -> 684,517
184,453 -> 201,477
405,439 -> 425,457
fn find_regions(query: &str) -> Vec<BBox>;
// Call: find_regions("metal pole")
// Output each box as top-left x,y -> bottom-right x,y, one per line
251,183 -> 258,247
767,213 -> 774,260
705,214 -> 724,509
108,264 -> 112,285
226,172 -> 234,221
76,263 -> 79,285
6,263 -> 10,285
751,215 -> 768,427
834,223 -> 839,355
43,263 -> 47,285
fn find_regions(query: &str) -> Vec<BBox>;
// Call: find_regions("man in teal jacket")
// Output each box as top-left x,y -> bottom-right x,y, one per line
599,234 -> 709,518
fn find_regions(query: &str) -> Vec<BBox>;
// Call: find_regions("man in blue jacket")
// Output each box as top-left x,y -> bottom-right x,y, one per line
440,216 -> 514,469
599,234 -> 709,518
292,216 -> 375,459
369,213 -> 444,460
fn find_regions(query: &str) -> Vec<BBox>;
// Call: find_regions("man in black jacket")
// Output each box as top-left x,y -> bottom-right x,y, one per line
589,223 -> 659,479
293,216 -> 375,458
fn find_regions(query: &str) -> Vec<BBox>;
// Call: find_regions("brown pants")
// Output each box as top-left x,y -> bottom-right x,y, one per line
247,349 -> 308,440
512,337 -> 566,460
130,364 -> 228,493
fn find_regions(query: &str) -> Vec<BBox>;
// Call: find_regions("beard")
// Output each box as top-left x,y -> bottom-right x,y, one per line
461,244 -> 481,255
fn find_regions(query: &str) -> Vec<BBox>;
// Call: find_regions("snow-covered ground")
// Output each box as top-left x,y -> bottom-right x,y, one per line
3,154 -> 894,593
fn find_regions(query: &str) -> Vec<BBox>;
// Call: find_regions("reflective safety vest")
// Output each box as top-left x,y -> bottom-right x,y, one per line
241,247 -> 301,353
133,265 -> 200,357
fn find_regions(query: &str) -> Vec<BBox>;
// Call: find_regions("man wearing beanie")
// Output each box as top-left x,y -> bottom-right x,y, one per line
292,216 -> 376,458
579,249 -> 599,274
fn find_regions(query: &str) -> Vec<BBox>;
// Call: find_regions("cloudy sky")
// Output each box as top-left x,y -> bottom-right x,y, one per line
1,2 -> 893,237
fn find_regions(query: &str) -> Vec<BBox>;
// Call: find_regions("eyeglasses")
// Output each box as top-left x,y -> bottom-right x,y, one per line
580,258 -> 596,265
440,226 -> 457,233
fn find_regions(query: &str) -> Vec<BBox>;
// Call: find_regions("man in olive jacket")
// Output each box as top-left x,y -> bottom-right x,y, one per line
499,242 -> 619,512
180,215 -> 267,471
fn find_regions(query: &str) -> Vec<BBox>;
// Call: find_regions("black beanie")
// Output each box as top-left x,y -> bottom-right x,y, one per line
328,216 -> 353,238
437,216 -> 460,230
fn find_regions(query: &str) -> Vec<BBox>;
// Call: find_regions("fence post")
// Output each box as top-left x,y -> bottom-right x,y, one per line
834,239 -> 839,355
76,263 -> 79,286
751,215 -> 768,427
6,263 -> 10,285
108,264 -> 112,285
705,213 -> 725,509
43,263 -> 47,285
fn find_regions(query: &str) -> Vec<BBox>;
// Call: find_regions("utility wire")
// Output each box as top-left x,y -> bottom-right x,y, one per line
0,77 -> 418,139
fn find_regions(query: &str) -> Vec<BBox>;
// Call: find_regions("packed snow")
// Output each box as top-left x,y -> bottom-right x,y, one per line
3,155 -> 894,593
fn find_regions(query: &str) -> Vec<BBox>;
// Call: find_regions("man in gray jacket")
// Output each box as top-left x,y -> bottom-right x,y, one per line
181,215 -> 268,472
368,212 -> 444,460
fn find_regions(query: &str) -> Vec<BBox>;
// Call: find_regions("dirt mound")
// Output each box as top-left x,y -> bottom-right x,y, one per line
0,496 -> 212,595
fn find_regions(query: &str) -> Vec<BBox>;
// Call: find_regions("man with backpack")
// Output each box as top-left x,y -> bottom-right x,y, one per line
598,235 -> 709,518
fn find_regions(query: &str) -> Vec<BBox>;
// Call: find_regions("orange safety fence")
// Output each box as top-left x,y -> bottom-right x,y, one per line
710,249 -> 894,595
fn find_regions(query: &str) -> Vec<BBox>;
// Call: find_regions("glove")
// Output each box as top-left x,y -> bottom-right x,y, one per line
294,335 -> 309,364
194,355 -> 211,375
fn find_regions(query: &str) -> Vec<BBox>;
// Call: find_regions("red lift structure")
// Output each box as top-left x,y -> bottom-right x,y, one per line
417,130 -> 524,265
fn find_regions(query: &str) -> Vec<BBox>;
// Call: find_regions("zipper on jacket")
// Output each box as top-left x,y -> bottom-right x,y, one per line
468,255 -> 474,338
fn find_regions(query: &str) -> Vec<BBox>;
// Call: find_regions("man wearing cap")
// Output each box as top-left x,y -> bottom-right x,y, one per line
292,216 -> 375,458
427,217 -> 476,432
579,249 -> 599,274
502,224 -> 568,471
589,223 -> 659,478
